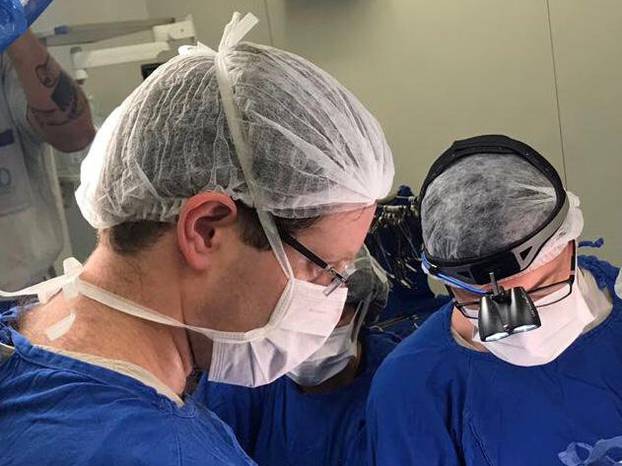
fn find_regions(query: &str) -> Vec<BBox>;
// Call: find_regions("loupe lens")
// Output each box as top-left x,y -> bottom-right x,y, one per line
508,287 -> 541,334
512,324 -> 538,333
484,331 -> 510,342
478,295 -> 508,342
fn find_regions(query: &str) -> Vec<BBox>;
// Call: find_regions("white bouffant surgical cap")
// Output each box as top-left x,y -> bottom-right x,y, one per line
76,13 -> 394,231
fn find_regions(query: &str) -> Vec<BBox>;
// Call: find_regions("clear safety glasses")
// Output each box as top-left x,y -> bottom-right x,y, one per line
279,230 -> 354,296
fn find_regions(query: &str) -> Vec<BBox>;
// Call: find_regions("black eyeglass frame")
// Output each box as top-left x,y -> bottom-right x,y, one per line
450,242 -> 577,320
277,228 -> 351,295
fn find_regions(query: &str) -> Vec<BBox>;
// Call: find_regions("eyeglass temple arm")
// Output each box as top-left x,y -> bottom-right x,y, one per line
278,229 -> 345,281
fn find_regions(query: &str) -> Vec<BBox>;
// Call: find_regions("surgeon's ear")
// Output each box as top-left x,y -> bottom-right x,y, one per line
177,193 -> 238,271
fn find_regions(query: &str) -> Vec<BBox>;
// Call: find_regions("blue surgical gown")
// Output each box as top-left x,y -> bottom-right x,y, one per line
0,321 -> 255,465
196,328 -> 400,466
367,256 -> 622,466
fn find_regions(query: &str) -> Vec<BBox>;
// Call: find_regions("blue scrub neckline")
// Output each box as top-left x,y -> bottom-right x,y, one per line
7,327 -> 200,418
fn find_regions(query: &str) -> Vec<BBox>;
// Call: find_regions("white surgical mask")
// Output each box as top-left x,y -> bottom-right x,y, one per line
286,313 -> 358,387
473,275 -> 594,367
207,277 -> 347,386
0,257 -> 348,388
286,253 -> 384,387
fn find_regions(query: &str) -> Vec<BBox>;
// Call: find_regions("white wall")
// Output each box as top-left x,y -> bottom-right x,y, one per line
34,0 -> 620,263
146,0 -> 271,47
548,0 -> 622,261
35,0 -> 149,27
271,0 -> 622,261
265,0 -> 565,185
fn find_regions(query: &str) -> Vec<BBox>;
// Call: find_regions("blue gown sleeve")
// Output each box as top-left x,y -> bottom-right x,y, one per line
195,377 -> 266,455
366,353 -> 463,466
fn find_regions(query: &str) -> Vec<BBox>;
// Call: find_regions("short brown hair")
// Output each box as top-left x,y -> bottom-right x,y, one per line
106,201 -> 318,255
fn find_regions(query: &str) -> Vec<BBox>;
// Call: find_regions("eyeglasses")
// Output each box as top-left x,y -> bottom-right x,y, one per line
451,247 -> 577,320
278,229 -> 353,296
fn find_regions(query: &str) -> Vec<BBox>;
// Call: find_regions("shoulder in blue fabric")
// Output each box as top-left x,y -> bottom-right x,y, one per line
0,0 -> 54,52
0,307 -> 19,360
578,254 -> 620,292
0,305 -> 21,344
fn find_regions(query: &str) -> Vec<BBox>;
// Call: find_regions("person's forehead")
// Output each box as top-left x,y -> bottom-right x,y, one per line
297,207 -> 375,261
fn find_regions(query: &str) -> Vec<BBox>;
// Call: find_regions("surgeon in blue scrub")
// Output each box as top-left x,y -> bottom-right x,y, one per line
367,135 -> 622,466
197,248 -> 399,466
0,13 -> 394,466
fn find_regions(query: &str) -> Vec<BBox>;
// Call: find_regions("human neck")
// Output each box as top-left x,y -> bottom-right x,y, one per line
21,246 -> 195,395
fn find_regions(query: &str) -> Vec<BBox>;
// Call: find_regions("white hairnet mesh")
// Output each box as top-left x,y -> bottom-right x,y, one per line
421,153 -> 558,260
508,191 -> 583,279
76,34 -> 394,229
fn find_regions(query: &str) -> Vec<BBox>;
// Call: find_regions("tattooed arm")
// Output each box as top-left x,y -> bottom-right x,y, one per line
6,29 -> 95,152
